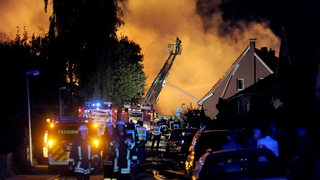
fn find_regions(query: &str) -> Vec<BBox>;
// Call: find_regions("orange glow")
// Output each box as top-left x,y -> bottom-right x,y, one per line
93,123 -> 98,128
0,0 -> 52,41
118,0 -> 280,115
1,0 -> 280,115
49,123 -> 54,128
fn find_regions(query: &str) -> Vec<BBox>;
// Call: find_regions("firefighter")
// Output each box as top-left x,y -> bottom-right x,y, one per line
136,120 -> 147,143
114,120 -> 134,180
102,121 -> 117,180
69,125 -> 99,180
175,36 -> 182,53
151,122 -> 162,152
135,121 -> 147,163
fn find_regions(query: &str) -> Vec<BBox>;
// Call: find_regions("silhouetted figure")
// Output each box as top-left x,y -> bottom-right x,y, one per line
102,121 -> 117,180
257,128 -> 279,157
289,126 -> 316,180
114,120 -> 134,180
221,131 -> 243,150
175,37 -> 182,54
246,127 -> 263,148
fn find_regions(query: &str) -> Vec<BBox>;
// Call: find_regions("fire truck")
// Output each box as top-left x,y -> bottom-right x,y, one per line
118,37 -> 182,131
42,116 -> 103,172
133,37 -> 182,130
42,102 -> 118,171
122,101 -> 153,130
81,101 -> 117,124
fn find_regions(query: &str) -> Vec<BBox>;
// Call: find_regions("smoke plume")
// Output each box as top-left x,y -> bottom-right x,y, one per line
0,0 -> 280,116
118,0 -> 280,115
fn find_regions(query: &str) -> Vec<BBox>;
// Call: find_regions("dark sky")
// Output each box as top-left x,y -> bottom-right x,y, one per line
198,0 -> 320,36
227,0 -> 320,111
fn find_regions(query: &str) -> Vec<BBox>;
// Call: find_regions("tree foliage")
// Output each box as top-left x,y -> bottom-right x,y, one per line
44,0 -> 146,110
0,27 -> 52,154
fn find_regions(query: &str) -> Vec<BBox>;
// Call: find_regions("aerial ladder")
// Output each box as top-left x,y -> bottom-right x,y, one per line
141,37 -> 182,110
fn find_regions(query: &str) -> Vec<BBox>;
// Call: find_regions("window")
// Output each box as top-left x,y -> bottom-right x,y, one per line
238,101 -> 250,113
237,78 -> 244,90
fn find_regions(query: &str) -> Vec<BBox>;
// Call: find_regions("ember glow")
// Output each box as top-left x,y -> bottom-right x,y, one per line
1,0 -> 280,115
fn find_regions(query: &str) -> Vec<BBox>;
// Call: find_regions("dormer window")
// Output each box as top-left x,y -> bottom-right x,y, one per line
237,78 -> 244,90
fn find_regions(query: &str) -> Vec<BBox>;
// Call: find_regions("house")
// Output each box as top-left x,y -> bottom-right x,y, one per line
214,74 -> 276,129
198,39 -> 278,120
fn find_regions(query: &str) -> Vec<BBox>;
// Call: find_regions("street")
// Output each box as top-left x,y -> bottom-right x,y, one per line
5,138 -> 183,180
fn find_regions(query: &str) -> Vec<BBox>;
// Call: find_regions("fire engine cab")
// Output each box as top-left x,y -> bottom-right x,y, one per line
42,116 -> 103,172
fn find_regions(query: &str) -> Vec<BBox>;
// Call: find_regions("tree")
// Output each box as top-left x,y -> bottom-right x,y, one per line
44,0 -> 146,110
0,26 -> 54,170
181,103 -> 202,128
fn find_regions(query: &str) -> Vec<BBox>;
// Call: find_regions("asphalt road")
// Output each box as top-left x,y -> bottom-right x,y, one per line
5,138 -> 183,180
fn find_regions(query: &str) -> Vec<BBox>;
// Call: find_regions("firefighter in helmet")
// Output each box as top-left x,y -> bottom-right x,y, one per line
69,125 -> 99,180
102,121 -> 117,180
114,120 -> 134,180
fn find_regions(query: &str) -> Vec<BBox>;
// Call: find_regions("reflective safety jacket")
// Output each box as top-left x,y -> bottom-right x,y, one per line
136,126 -> 147,141
114,133 -> 134,175
69,137 -> 99,175
102,132 -> 116,166
152,125 -> 161,136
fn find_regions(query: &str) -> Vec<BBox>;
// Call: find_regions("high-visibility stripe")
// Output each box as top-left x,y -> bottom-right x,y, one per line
114,148 -> 119,172
78,146 -> 82,160
74,166 -> 91,175
51,140 -> 69,162
88,145 -> 91,160
53,153 -> 68,161
121,168 -> 130,174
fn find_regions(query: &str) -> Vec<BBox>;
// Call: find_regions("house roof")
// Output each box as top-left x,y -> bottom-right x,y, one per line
198,41 -> 274,106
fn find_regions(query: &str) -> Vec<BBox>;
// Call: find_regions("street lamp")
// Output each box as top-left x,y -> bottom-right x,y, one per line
26,69 -> 40,166
59,86 -> 67,117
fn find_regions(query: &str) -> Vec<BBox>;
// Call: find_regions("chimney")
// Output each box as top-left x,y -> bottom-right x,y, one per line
249,38 -> 256,49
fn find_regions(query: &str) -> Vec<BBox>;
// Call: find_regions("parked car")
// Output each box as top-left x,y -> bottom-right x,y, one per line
166,128 -> 199,156
192,148 -> 288,180
184,129 -> 248,179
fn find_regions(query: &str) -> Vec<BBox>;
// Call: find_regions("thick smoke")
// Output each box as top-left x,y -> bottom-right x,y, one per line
118,0 -> 280,115
0,0 -> 51,41
0,0 -> 280,115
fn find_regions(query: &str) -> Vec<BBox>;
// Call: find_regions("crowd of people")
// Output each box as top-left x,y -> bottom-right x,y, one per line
68,119 -> 147,180
220,120 -> 320,180
67,117 -> 320,180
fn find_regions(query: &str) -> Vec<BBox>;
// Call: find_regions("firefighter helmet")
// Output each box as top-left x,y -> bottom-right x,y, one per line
106,121 -> 113,127
78,125 -> 88,131
116,120 -> 126,126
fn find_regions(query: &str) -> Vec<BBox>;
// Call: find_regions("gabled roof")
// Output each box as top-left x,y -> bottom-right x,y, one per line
198,41 -> 273,106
